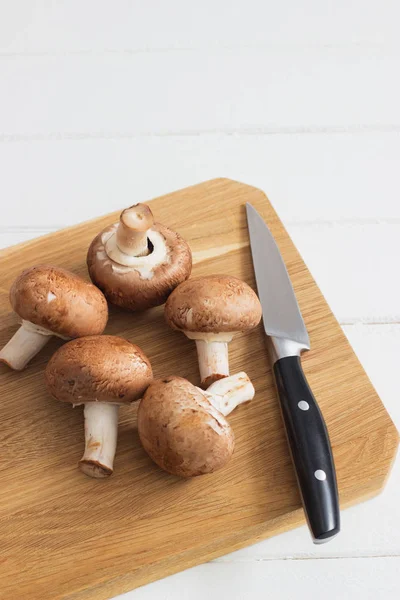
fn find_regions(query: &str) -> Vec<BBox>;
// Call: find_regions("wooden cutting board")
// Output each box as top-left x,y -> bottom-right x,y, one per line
0,179 -> 398,600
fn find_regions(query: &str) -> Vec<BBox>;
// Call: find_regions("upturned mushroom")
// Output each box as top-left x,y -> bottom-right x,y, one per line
45,335 -> 153,478
164,275 -> 262,387
138,372 -> 255,477
0,265 -> 108,370
87,203 -> 192,311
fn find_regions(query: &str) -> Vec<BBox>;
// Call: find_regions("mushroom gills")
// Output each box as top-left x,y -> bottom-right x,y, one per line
0,320 -> 53,370
103,227 -> 170,279
80,402 -> 119,478
200,372 -> 255,416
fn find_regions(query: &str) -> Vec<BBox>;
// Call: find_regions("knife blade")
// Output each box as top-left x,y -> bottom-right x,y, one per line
246,202 -> 340,543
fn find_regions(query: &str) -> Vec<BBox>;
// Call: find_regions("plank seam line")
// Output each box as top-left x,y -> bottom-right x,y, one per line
213,554 -> 400,563
1,126 -> 400,143
342,321 -> 400,326
0,42 -> 397,58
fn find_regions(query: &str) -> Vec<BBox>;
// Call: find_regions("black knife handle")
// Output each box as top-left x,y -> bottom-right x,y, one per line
273,355 -> 340,543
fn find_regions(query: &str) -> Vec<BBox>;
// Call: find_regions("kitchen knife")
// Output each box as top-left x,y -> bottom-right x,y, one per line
246,203 -> 340,543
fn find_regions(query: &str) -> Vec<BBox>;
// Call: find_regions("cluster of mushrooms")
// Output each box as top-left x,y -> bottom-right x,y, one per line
0,203 -> 262,479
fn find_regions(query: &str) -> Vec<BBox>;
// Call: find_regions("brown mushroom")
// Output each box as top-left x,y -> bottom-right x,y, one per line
87,203 -> 192,311
0,265 -> 108,371
45,335 -> 153,478
138,372 -> 255,477
164,275 -> 262,387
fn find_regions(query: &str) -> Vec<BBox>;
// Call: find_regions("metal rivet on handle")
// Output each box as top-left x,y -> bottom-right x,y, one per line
314,470 -> 327,481
298,401 -> 309,411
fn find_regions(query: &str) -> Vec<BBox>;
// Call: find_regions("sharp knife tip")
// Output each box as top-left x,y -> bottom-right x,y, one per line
245,202 -> 254,216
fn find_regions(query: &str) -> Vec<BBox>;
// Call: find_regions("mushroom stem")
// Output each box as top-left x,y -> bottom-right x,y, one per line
0,323 -> 51,370
202,372 -> 255,416
115,203 -> 154,257
80,402 -> 119,478
195,340 -> 229,388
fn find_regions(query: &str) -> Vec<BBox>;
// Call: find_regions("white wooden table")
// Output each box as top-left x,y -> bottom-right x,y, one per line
1,2 -> 399,598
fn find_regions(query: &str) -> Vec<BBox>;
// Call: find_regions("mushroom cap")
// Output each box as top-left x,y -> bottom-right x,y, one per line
10,265 -> 108,338
45,335 -> 153,405
87,222 -> 192,311
164,275 -> 262,333
138,376 -> 235,477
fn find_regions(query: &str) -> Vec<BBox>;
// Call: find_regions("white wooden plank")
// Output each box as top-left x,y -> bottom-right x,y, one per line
0,229 -> 56,248
342,324 -> 400,427
1,1 -> 399,53
115,557 -> 400,600
287,224 -> 400,323
1,47 -> 399,136
0,133 -> 399,228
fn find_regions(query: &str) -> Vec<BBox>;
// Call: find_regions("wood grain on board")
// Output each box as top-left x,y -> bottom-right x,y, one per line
0,179 -> 398,600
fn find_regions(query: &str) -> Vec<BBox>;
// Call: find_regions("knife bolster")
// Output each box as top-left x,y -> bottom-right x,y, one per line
268,336 -> 309,365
